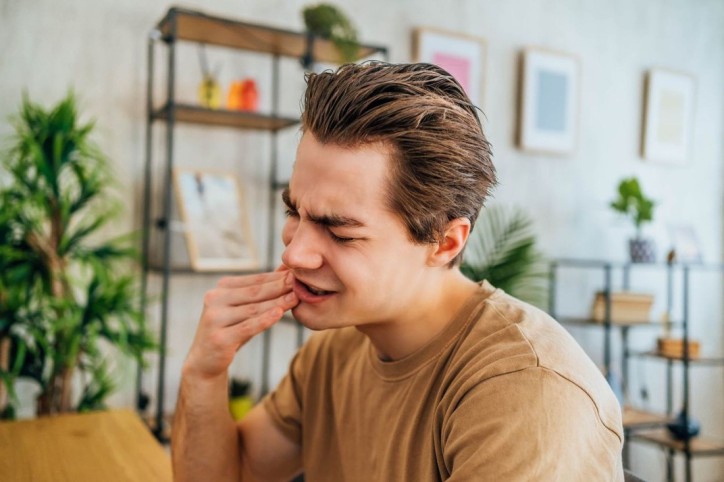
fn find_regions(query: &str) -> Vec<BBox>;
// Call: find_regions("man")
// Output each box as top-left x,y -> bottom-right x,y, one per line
172,63 -> 624,481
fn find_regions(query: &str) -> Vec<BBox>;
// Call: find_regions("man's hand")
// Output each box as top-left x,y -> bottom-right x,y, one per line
183,270 -> 299,380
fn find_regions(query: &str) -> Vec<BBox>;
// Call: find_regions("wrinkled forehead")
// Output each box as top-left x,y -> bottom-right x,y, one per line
289,133 -> 395,211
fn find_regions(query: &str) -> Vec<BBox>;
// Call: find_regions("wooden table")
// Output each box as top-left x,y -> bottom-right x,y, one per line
0,409 -> 172,481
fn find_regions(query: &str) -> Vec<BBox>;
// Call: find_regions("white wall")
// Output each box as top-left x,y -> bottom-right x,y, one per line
2,0 -> 723,479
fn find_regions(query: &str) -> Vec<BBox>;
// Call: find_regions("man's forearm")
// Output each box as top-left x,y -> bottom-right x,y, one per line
172,370 -> 241,482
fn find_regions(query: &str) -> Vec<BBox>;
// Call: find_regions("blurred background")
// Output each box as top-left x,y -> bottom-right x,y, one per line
1,1 -> 722,480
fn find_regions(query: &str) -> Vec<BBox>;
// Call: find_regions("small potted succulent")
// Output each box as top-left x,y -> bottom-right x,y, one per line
302,3 -> 359,66
610,177 -> 657,263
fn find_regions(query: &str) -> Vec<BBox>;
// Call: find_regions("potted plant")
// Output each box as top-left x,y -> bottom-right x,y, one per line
302,3 -> 359,66
0,92 -> 154,418
461,205 -> 548,308
610,177 -> 657,263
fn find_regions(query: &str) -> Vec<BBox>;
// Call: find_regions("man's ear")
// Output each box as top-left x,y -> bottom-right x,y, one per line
427,217 -> 471,267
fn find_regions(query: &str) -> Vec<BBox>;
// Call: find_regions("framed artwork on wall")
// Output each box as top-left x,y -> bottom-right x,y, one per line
412,27 -> 486,107
517,48 -> 580,155
173,168 -> 259,271
641,69 -> 696,165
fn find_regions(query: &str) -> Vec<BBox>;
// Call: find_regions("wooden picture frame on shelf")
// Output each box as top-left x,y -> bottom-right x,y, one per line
641,69 -> 696,166
412,27 -> 487,107
517,47 -> 580,155
173,168 -> 259,272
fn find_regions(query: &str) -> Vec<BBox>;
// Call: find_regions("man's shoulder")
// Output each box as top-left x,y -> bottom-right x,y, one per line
449,286 -> 623,440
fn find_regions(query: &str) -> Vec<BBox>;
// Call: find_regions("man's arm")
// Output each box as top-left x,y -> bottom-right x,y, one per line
171,271 -> 300,482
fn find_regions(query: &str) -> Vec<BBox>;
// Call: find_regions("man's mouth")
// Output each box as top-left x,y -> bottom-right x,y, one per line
293,277 -> 336,301
298,279 -> 333,295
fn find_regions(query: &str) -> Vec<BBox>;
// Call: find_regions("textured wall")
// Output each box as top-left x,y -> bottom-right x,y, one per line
1,0 -> 723,479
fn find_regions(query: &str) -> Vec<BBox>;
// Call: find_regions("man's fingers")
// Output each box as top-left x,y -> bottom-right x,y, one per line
227,306 -> 284,347
216,270 -> 287,289
210,272 -> 293,306
226,292 -> 299,324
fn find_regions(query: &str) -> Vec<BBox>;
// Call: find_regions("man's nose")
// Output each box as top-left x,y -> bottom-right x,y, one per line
281,221 -> 324,270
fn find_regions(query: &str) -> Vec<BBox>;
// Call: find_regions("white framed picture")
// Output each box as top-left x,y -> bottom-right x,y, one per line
412,27 -> 487,107
668,224 -> 703,263
641,69 -> 696,165
173,168 -> 259,272
517,48 -> 580,155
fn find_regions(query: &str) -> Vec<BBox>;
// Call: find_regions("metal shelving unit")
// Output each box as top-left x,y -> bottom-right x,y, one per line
138,7 -> 388,442
549,259 -> 724,481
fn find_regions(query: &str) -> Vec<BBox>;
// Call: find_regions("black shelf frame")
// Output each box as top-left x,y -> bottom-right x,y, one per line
549,258 -> 724,482
138,7 -> 388,443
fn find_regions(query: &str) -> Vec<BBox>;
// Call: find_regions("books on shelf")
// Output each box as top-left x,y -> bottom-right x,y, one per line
591,291 -> 654,323
657,337 -> 701,359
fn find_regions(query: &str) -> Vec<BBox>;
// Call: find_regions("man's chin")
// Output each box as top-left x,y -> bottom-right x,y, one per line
291,304 -> 345,331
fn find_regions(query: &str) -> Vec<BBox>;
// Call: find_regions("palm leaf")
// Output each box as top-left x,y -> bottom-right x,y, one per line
462,205 -> 548,307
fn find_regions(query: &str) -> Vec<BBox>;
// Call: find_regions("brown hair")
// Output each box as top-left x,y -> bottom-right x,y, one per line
301,62 -> 496,266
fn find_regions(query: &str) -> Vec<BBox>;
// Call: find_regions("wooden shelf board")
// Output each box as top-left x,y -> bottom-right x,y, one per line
158,8 -> 385,63
623,406 -> 671,430
558,317 -> 669,328
629,429 -> 724,456
147,264 -> 264,277
634,350 -> 724,366
152,103 -> 299,131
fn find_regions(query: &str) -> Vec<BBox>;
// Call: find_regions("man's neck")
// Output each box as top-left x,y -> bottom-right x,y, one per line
356,270 -> 480,362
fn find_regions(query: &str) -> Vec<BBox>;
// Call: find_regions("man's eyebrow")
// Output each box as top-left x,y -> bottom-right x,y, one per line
281,188 -> 365,228
282,188 -> 294,210
308,212 -> 365,228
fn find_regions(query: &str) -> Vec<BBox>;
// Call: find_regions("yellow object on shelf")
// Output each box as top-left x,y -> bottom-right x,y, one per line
198,75 -> 222,109
229,395 -> 254,421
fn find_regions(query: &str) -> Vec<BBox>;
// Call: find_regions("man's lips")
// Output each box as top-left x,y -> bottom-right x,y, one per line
292,277 -> 336,303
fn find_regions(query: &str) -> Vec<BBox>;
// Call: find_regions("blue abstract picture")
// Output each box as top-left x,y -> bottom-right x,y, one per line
535,70 -> 568,132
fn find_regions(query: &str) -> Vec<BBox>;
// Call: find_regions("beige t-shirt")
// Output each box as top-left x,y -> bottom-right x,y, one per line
263,282 -> 624,481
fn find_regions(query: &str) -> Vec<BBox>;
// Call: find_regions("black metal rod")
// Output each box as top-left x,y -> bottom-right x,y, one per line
261,54 -> 281,397
603,264 -> 612,377
621,326 -> 629,401
666,359 -> 673,414
137,29 -> 159,414
155,12 -> 177,441
682,265 -> 691,477
548,261 -> 557,318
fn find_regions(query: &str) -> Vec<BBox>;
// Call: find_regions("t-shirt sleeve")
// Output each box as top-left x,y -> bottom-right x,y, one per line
262,348 -> 307,445
442,367 -> 624,481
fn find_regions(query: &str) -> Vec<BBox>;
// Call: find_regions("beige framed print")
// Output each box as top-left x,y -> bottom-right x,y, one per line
412,27 -> 486,107
173,168 -> 259,271
517,48 -> 579,154
641,69 -> 695,165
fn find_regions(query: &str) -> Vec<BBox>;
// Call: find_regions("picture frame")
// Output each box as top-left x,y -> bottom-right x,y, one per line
641,69 -> 696,165
412,27 -> 487,107
173,168 -> 259,271
517,48 -> 580,155
668,224 -> 703,263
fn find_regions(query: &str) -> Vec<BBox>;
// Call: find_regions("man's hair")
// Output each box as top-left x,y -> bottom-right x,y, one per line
301,62 -> 497,266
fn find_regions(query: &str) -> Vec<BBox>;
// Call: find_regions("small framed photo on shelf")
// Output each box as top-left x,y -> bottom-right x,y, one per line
517,48 -> 580,155
641,69 -> 696,165
668,224 -> 703,263
412,27 -> 487,107
173,169 -> 259,272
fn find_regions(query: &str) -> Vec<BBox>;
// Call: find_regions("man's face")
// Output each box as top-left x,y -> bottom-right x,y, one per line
281,133 -> 433,330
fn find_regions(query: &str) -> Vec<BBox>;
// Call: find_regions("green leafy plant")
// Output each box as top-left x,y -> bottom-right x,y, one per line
0,92 -> 154,419
461,205 -> 548,308
302,3 -> 359,62
610,177 -> 656,238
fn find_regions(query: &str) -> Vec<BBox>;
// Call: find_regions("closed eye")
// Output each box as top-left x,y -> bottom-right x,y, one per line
329,231 -> 354,244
